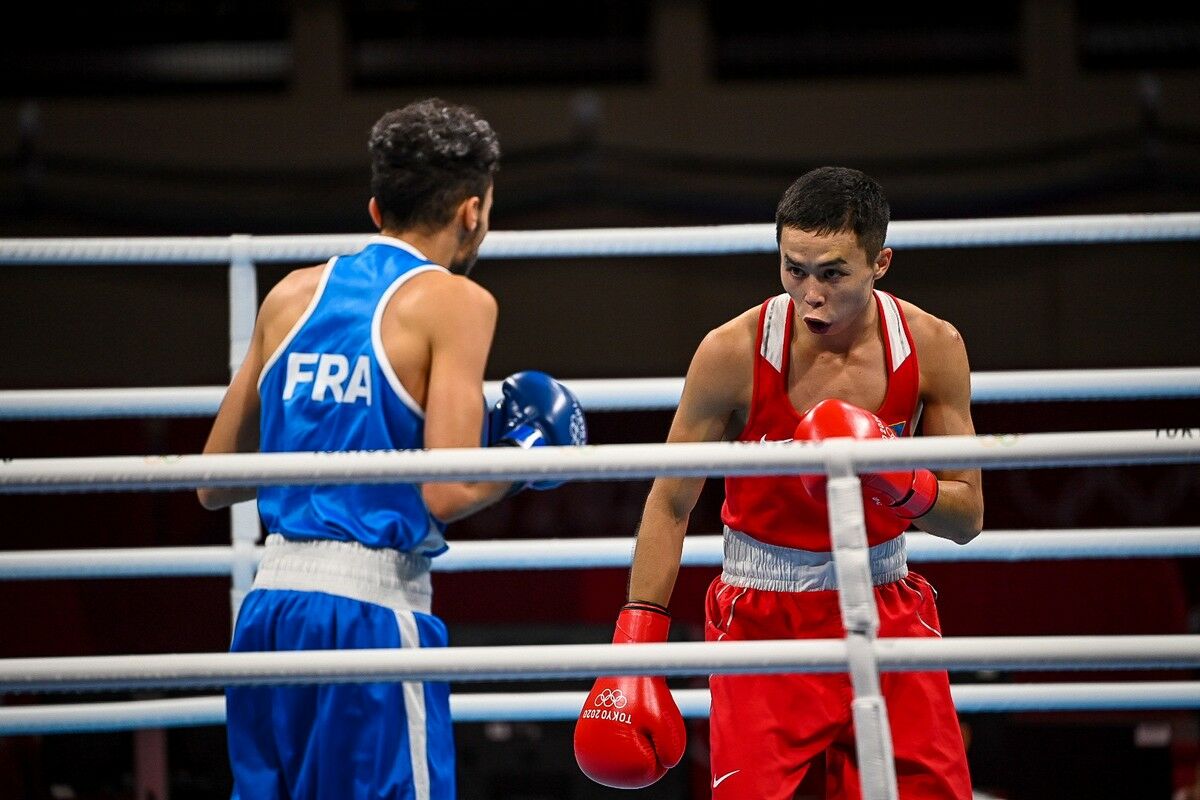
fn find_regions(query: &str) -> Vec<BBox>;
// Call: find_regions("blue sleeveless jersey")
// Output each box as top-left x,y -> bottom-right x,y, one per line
256,236 -> 448,555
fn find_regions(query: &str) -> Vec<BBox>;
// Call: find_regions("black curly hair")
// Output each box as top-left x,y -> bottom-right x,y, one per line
775,166 -> 889,257
369,98 -> 501,231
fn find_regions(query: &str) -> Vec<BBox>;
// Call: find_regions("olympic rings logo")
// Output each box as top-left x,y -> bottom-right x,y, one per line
593,689 -> 628,708
981,433 -> 1021,447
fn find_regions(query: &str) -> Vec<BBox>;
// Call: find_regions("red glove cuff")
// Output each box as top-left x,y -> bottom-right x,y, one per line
614,602 -> 671,644
893,468 -> 939,519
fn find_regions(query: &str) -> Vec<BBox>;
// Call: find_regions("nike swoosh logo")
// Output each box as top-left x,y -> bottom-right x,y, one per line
758,435 -> 793,444
712,769 -> 740,788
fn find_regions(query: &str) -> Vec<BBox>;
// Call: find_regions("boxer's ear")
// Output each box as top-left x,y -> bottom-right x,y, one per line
873,247 -> 893,280
457,195 -> 482,233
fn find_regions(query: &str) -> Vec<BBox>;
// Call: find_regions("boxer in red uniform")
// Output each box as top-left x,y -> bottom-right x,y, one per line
573,166 -> 983,798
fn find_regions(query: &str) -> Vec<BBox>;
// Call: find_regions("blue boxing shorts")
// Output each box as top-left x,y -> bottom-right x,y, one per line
227,534 -> 453,800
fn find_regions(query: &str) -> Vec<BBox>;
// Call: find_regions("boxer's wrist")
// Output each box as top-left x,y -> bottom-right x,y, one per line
622,600 -> 669,616
615,602 -> 671,644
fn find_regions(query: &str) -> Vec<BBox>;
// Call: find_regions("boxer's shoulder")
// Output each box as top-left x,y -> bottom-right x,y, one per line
399,268 -> 493,303
694,309 -> 757,374
706,306 -> 759,353
391,270 -> 497,326
894,297 -> 965,353
257,264 -> 328,345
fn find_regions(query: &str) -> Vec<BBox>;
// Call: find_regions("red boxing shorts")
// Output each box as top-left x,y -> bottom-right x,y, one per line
704,536 -> 971,799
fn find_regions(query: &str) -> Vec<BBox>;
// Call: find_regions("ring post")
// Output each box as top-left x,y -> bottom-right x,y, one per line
227,235 -> 259,625
825,443 -> 899,800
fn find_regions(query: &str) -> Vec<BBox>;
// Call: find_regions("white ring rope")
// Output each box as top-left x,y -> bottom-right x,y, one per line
1,528 -> 1196,581
4,682 -> 1199,736
1,431 -> 1196,494
1,636 -> 1197,694
1,368 -> 1198,419
5,217 -> 1196,783
3,217 -> 1197,770
1,213 -> 1198,264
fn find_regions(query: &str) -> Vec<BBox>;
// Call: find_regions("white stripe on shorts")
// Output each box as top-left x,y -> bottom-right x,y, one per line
394,609 -> 430,800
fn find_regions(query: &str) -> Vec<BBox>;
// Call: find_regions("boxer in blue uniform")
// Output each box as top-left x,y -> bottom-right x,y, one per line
198,98 -> 587,800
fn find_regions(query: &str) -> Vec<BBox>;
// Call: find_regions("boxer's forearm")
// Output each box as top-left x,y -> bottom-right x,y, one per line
911,477 -> 983,545
197,486 -> 257,510
423,480 -> 515,523
626,500 -> 689,607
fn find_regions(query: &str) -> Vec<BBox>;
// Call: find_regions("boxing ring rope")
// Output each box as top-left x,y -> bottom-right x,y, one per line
4,210 -> 1197,679
2,635 -> 1198,694
1,429 -> 1196,493
1,528 -> 1198,581
6,682 -> 1200,736
1,440 -> 1197,673
3,216 -> 1198,792
1,366 -> 1198,420
5,433 -> 1196,794
2,212 -> 1199,265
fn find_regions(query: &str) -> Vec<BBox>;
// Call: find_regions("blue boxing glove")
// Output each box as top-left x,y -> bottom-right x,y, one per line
488,370 -> 588,490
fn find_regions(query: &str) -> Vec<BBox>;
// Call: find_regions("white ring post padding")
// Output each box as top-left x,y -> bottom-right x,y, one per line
2,212 -> 1199,264
826,469 -> 897,798
1,430 -> 1197,494
1,527 -> 1197,581
826,477 -> 880,637
0,635 -> 1197,694
2,368 -> 1198,419
226,238 -> 260,622
3,681 -> 1200,735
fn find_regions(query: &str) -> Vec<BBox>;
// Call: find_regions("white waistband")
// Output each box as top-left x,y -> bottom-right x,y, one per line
253,533 -> 432,614
721,527 -> 908,592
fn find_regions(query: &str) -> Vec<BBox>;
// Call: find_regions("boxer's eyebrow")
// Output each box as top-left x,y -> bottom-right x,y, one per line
784,256 -> 847,269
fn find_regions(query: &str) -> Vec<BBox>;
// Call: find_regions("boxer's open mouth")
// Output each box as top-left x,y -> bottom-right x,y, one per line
803,318 -> 831,334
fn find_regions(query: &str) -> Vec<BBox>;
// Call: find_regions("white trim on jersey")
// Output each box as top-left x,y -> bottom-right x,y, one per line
371,264 -> 449,418
394,609 -> 432,800
257,257 -> 337,392
875,290 -> 912,372
759,293 -> 791,373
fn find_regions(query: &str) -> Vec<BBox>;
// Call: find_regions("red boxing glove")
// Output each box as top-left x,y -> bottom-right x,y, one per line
794,398 -> 939,519
573,602 -> 687,789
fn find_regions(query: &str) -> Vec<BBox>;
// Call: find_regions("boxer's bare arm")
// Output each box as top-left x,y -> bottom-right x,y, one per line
197,266 -> 321,509
908,308 -> 984,543
413,274 -> 514,522
197,342 -> 261,509
627,315 -> 753,606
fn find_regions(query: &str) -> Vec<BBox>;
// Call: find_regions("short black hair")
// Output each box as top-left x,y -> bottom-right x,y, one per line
369,98 -> 501,231
775,166 -> 890,257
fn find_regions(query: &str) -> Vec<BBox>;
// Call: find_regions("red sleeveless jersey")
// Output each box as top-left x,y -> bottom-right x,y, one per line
721,290 -> 923,551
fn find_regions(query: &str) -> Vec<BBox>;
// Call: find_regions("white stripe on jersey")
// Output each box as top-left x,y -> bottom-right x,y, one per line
258,257 -> 336,392
875,290 -> 912,372
760,293 -> 791,373
371,264 -> 449,419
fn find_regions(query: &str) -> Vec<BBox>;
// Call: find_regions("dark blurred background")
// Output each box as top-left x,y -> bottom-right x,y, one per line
1,1 -> 1199,798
